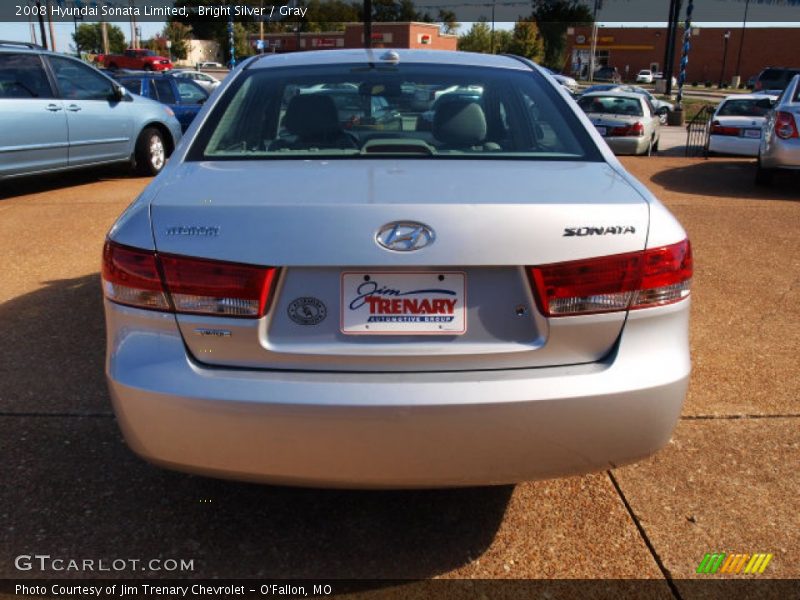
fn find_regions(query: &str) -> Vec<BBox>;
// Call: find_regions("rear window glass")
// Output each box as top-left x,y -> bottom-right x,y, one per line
153,78 -> 176,104
716,98 -> 772,117
577,95 -> 643,117
0,53 -> 53,98
189,63 -> 601,161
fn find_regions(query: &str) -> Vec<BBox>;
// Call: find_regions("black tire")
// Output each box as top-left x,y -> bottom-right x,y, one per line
143,64 -> 153,72
652,137 -> 659,154
755,154 -> 774,186
108,62 -> 118,70
133,127 -> 167,176
658,108 -> 668,125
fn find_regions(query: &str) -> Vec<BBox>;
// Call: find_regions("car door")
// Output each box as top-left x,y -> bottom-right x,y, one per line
173,79 -> 208,132
0,52 -> 67,177
46,55 -> 133,166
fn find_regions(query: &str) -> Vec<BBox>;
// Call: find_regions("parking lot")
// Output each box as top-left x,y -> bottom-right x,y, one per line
0,155 -> 797,594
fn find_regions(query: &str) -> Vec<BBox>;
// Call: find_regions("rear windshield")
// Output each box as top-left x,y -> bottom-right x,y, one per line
577,95 -> 643,117
188,63 -> 601,161
716,98 -> 772,117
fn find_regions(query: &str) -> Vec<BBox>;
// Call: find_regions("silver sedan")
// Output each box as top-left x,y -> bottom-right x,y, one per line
103,50 -> 691,488
757,74 -> 800,185
578,91 -> 661,155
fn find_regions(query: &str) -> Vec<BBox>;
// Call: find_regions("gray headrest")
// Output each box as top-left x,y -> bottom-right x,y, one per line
433,98 -> 487,146
284,94 -> 341,139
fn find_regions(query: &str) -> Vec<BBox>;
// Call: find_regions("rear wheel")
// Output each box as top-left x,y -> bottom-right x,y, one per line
143,64 -> 153,72
658,108 -> 668,125
755,154 -> 774,186
133,127 -> 167,176
108,62 -> 118,70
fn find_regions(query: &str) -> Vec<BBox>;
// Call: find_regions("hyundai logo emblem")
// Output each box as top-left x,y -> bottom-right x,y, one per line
376,221 -> 435,252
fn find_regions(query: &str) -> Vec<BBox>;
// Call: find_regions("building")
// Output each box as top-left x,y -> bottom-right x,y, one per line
565,26 -> 799,85
251,22 -> 457,54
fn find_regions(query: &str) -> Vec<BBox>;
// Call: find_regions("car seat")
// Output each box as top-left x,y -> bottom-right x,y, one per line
270,94 -> 358,151
432,98 -> 500,151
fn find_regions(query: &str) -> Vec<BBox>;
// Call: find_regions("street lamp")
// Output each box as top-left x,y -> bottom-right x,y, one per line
718,30 -> 730,88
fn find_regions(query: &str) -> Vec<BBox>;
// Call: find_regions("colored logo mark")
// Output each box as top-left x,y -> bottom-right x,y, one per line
697,553 -> 773,574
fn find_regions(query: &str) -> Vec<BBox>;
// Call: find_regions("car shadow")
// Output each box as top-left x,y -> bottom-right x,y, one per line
0,275 -> 512,580
0,167 -> 148,201
650,158 -> 799,201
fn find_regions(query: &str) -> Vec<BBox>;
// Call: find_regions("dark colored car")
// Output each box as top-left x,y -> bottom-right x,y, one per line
593,66 -> 622,83
754,67 -> 800,92
113,73 -> 208,132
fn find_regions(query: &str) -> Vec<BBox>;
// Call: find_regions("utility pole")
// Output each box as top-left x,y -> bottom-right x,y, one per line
734,0 -> 750,85
129,0 -> 137,49
364,0 -> 372,49
101,18 -> 110,55
45,0 -> 56,51
718,30 -> 730,88
588,0 -> 600,83
664,0 -> 682,96
259,0 -> 265,51
35,0 -> 48,49
491,0 -> 496,54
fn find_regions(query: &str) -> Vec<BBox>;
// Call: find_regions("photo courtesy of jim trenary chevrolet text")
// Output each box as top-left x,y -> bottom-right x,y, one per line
1,0 -> 799,598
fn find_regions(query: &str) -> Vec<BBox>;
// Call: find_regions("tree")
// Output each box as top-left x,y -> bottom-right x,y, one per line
72,22 -> 126,54
164,21 -> 192,60
532,0 -> 593,69
437,9 -> 459,35
506,19 -> 544,62
457,20 -> 492,53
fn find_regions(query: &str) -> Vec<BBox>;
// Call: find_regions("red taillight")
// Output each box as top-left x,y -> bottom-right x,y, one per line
102,240 -> 277,318
710,121 -> 740,136
528,240 -> 692,317
610,122 -> 644,137
775,111 -> 799,139
102,241 -> 170,310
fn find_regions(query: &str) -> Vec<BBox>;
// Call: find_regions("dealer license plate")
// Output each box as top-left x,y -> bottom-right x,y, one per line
341,271 -> 467,335
743,129 -> 761,139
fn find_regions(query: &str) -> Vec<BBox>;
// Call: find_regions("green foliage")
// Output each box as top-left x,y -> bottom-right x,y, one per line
457,20 -> 492,53
437,9 -> 459,35
297,0 -> 359,32
506,20 -> 544,62
532,0 -> 593,69
164,21 -> 191,60
72,22 -> 126,54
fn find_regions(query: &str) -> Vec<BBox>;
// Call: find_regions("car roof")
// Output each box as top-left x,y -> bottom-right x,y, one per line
720,93 -> 778,101
247,49 -> 531,71
580,91 -> 643,100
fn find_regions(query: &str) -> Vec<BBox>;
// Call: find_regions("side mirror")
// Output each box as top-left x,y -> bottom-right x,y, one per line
112,84 -> 125,101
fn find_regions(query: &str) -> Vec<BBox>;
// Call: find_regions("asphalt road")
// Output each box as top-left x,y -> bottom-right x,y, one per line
0,159 -> 797,594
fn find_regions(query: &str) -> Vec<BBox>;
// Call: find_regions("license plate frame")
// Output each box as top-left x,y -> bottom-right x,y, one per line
340,271 -> 467,335
743,128 -> 761,139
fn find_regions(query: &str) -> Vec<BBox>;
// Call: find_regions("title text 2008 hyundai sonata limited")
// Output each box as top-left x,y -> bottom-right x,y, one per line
103,50 -> 692,488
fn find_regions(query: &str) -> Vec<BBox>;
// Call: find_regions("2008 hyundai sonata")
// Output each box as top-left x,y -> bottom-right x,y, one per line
103,49 -> 692,488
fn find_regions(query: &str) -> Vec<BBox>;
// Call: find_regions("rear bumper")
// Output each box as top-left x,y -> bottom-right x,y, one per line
708,134 -> 760,157
761,136 -> 800,169
604,136 -> 651,155
105,300 -> 690,488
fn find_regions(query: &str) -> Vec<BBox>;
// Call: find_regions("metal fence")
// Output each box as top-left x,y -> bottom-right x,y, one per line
685,105 -> 715,158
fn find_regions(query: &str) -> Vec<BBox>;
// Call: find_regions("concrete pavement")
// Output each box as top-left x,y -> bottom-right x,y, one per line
0,159 -> 797,591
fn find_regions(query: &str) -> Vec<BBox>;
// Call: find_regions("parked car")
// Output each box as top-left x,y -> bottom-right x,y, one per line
615,85 -> 674,124
635,69 -> 654,84
757,74 -> 800,185
577,91 -> 661,155
593,66 -> 622,83
707,94 -> 777,157
541,66 -> 579,94
172,69 -> 221,93
654,72 -> 678,87
0,40 -> 182,179
753,67 -> 800,93
102,49 -> 692,488
197,61 -> 224,69
103,48 -> 173,72
581,84 -> 619,95
112,72 -> 209,132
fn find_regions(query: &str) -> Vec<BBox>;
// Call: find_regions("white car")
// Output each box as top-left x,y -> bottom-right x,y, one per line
172,70 -> 221,93
103,50 -> 692,488
197,61 -> 223,69
708,94 -> 777,157
636,69 -> 654,84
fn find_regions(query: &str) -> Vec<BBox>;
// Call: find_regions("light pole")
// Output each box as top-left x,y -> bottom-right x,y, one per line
718,30 -> 730,88
734,0 -> 750,86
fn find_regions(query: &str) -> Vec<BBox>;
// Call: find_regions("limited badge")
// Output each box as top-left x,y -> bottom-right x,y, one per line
287,297 -> 327,326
